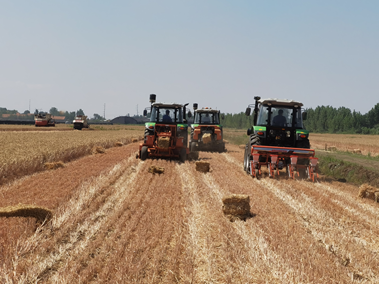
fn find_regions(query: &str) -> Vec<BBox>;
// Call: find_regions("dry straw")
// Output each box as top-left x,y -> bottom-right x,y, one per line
202,133 -> 212,144
148,166 -> 165,174
0,204 -> 52,222
158,137 -> 170,148
92,146 -> 106,154
222,194 -> 251,221
114,141 -> 123,147
358,184 -> 379,202
195,161 -> 210,173
44,161 -> 65,170
132,138 -> 138,143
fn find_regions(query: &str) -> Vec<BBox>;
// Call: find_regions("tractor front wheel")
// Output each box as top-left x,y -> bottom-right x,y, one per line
141,146 -> 148,161
179,148 -> 187,163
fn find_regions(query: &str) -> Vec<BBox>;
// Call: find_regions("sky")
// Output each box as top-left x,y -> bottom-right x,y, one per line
1,0 -> 378,119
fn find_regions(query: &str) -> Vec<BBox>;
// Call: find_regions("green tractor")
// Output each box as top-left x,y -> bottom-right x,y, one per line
244,97 -> 318,181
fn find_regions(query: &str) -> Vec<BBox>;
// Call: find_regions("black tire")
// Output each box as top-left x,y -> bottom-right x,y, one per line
244,144 -> 251,174
250,134 -> 261,146
190,141 -> 197,152
141,146 -> 148,161
179,148 -> 187,163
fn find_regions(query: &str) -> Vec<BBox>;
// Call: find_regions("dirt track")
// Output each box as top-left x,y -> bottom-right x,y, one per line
1,143 -> 379,283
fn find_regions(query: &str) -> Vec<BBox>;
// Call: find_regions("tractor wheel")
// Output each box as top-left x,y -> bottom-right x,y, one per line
179,148 -> 187,163
250,134 -> 261,146
244,144 -> 251,174
141,146 -> 148,161
190,141 -> 197,152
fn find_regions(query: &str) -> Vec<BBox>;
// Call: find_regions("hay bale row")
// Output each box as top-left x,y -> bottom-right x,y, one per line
158,137 -> 170,148
222,194 -> 251,221
358,184 -> 379,202
0,204 -> 52,222
196,161 -> 210,173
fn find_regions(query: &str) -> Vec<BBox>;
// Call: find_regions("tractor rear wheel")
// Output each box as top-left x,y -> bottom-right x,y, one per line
190,141 -> 197,152
141,146 -> 148,161
179,148 -> 187,163
244,144 -> 251,174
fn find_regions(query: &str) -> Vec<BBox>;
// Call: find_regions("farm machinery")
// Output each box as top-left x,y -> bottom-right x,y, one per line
73,115 -> 89,130
34,111 -> 55,127
137,94 -> 189,162
189,104 -> 225,152
243,97 -> 318,181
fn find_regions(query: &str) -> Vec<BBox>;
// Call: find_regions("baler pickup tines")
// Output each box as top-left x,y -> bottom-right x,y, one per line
249,145 -> 318,182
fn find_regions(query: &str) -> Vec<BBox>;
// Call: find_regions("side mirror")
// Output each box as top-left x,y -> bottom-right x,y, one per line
245,107 -> 251,116
187,111 -> 192,118
247,128 -> 252,135
143,109 -> 147,117
193,103 -> 198,110
302,112 -> 307,121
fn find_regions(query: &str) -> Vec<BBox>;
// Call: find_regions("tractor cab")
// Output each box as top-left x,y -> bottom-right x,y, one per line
193,108 -> 221,125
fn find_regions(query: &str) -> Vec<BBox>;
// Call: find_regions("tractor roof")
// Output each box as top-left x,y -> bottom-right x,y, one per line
152,102 -> 184,108
195,108 -> 219,113
259,98 -> 303,107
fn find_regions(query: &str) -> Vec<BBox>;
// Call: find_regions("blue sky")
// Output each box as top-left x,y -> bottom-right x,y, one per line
1,1 -> 378,118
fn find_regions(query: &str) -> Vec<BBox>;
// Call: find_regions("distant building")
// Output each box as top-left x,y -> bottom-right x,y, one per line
111,116 -> 149,124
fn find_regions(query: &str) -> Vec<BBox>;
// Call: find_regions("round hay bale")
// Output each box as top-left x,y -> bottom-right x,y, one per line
196,161 -> 210,173
222,194 -> 251,221
44,161 -> 65,170
148,166 -> 165,174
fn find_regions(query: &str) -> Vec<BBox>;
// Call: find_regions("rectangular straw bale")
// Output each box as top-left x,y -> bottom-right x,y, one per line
358,183 -> 379,202
196,161 -> 210,172
158,137 -> 170,148
202,133 -> 212,144
222,194 -> 250,216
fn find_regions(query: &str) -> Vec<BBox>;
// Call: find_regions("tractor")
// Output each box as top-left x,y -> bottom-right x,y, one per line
189,104 -> 225,152
137,94 -> 189,162
243,97 -> 318,181
34,111 -> 55,127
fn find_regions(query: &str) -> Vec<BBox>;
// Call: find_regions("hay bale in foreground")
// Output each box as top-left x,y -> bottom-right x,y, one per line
202,133 -> 212,144
44,161 -> 65,170
196,161 -> 210,173
222,194 -> 251,221
358,184 -> 379,202
0,204 -> 52,223
132,138 -> 138,143
115,141 -> 123,147
148,166 -> 165,174
158,137 -> 170,148
92,146 -> 105,154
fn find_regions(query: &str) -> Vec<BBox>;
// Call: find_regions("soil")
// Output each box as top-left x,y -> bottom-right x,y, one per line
1,143 -> 379,283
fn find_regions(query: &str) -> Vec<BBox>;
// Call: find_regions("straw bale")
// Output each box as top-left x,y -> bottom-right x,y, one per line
114,141 -> 123,147
44,161 -> 65,170
196,161 -> 210,173
158,137 -> 170,148
328,146 -> 337,151
358,183 -> 379,202
132,138 -> 138,143
353,149 -> 362,154
148,166 -> 165,174
202,133 -> 212,144
92,146 -> 105,154
0,204 -> 52,222
222,194 -> 251,221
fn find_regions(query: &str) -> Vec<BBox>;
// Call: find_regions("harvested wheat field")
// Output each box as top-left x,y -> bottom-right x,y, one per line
1,141 -> 379,283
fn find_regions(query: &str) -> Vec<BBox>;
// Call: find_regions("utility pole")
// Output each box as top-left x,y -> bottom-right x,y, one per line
136,104 -> 139,116
104,103 -> 106,120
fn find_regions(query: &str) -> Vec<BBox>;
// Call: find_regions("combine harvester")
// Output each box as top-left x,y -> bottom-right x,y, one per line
137,94 -> 190,162
34,111 -> 55,127
73,115 -> 89,130
189,104 -> 225,152
244,97 -> 318,181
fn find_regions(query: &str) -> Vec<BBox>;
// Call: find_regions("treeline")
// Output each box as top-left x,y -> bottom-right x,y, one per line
220,103 -> 379,134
